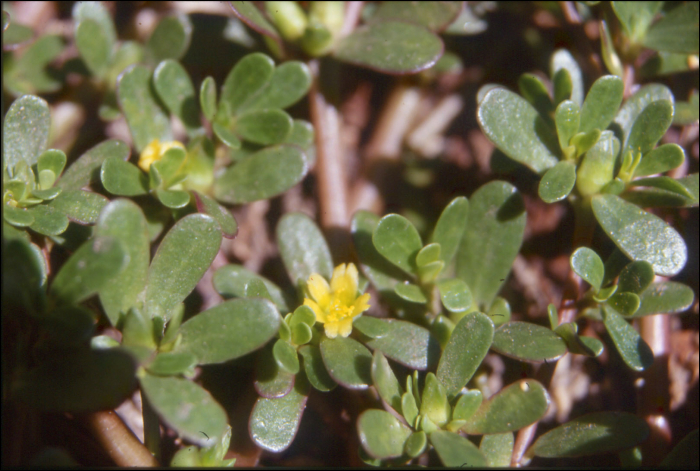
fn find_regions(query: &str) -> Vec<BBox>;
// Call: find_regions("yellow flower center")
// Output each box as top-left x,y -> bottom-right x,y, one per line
138,139 -> 186,172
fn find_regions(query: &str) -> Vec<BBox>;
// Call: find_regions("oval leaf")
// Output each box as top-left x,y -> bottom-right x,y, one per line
430,196 -> 469,265
235,109 -> 292,145
145,214 -> 221,320
213,264 -> 290,313
320,336 -> 373,389
3,95 -> 50,169
592,194 -> 686,276
153,59 -> 200,133
579,75 -> 624,134
373,213 -> 422,275
48,190 -> 108,225
365,319 -> 440,370
602,305 -> 654,371
430,430 -> 487,467
357,409 -> 412,460
58,139 -> 130,190
492,321 -> 567,363
276,212 -> 333,286
298,344 -> 336,392
437,312 -> 494,395
371,351 -> 403,413
570,247 -> 604,292
631,281 -> 695,318
539,160 -> 576,203
177,298 -> 280,364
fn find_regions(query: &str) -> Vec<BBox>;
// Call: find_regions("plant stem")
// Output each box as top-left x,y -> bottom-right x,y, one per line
85,410 -> 158,466
141,391 -> 162,463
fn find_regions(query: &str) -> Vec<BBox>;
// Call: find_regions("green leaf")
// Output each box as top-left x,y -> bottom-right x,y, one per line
371,351 -> 403,412
477,88 -> 559,174
404,430 -> 427,458
177,298 -> 279,364
456,181 -> 526,309
155,189 -> 191,209
3,95 -> 50,169
221,52 -> 275,115
354,316 -> 390,339
492,321 -> 567,363
94,199 -> 150,326
298,344 -> 336,392
430,430 -> 487,467
254,343 -> 295,398
199,76 -> 217,122
452,390 -> 483,422
4,205 -> 34,227
365,319 -> 439,371
421,373 -> 451,426
100,156 -> 149,196
416,243 -> 441,267
519,74 -> 555,119
153,59 -> 200,134
430,196 -> 469,265
631,281 -> 695,318
634,143 -> 684,177
242,61 -> 311,111
611,1 -> 662,43
643,2 -> 699,54
358,409 -> 412,460
394,282 -> 427,303
614,84 -> 673,152
618,260 -> 655,294
579,75 -> 624,134
276,212 -> 333,287
50,236 -> 127,305
554,100 -> 580,151
3,21 -> 32,47
147,351 -> 197,376
539,161 -> 576,203
479,433 -> 513,467
370,1 -> 462,32
75,19 -> 112,76
193,192 -> 237,238
437,312 -> 494,395
530,411 -> 650,457
117,66 -> 172,152
592,194 -> 687,276
552,68 -> 573,105
212,122 -> 242,149
58,139 -> 130,190
660,429 -> 700,468
16,349 -> 136,413
463,379 -> 550,434
2,237 -> 46,315
273,339 -> 299,375
576,130 -> 617,197
402,391 -> 419,426
626,100 -> 673,156
436,278 -> 473,313
628,176 -> 694,199
602,305 -> 654,371
146,14 -> 192,63
213,144 -> 307,204
3,35 -> 64,96
623,173 -> 699,208
140,373 -> 226,447
351,211 -> 409,297
72,1 -> 116,46
235,109 -> 292,145
249,376 -> 309,452
145,214 -> 221,320
213,264 -> 290,313
320,336 -> 373,389
570,247 -> 604,292
37,150 -> 66,186
229,1 -> 281,41
48,190 -> 108,225
607,292 -> 641,315
334,21 -> 443,75
373,213 -> 423,275
550,49 -> 584,106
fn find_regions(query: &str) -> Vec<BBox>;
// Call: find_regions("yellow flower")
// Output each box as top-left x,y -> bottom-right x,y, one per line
304,263 -> 371,339
138,139 -> 186,172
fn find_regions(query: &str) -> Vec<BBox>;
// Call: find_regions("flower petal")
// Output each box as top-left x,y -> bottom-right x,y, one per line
324,321 -> 339,339
337,318 -> 354,337
307,273 -> 331,308
353,293 -> 371,316
304,298 -> 326,323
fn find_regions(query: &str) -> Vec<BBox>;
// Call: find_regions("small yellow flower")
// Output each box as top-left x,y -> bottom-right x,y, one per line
138,139 -> 186,172
304,263 -> 371,339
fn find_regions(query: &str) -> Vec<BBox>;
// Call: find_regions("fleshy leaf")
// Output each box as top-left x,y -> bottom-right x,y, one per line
530,411 -> 649,457
235,109 -> 292,145
373,213 -> 423,275
550,49 -> 584,106
492,321 -> 567,363
456,181 -> 526,309
146,14 -> 192,63
200,76 -> 217,122
255,343 -> 295,398
213,144 -> 307,203
539,161 -> 576,203
576,130 -> 617,197
276,212 -> 333,286
554,100 -> 579,151
358,409 -> 412,460
371,351 -> 403,413
229,1 -> 281,41
298,344 -> 336,392
153,59 -> 201,134
146,351 -> 197,376
437,278 -> 473,313
58,139 -> 130,190
320,336 -> 373,389
430,196 -> 469,265
140,373 -> 227,448
480,433 -> 514,467
16,349 -> 136,413
462,379 -> 550,434
592,194 -> 686,276
48,190 -> 108,224
273,339 -> 299,375
394,282 -> 427,303
3,95 -> 50,169
101,156 -> 149,196
633,143 -> 684,177
579,75 -> 624,134
193,192 -> 237,238
117,65 -> 173,152
176,298 -> 279,364
570,247 -> 604,292
617,261 -> 655,294
50,236 -> 127,305
643,2 -> 699,54
75,19 -> 112,76
625,100 -> 674,156
631,281 -> 695,318
242,61 -> 312,111
614,84 -> 673,152
437,312 -> 494,395
26,205 -> 69,236
145,214 -> 221,320
334,21 -> 443,75
477,88 -> 559,174
365,319 -> 439,371
369,1 -> 462,32
430,430 -> 487,467
602,305 -> 654,371
213,264 -> 290,313
249,376 -> 309,453
221,52 -> 275,115
519,74 -> 555,119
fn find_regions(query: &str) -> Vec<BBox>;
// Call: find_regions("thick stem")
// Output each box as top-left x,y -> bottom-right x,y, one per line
85,410 -> 158,467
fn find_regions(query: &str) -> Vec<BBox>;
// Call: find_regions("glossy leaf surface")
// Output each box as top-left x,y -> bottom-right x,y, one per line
4,95 -> 50,169
631,281 -> 695,318
602,305 -> 654,371
357,409 -> 412,459
492,321 -> 567,363
58,139 -> 130,190
213,264 -> 290,313
365,319 -> 439,370
320,336 -> 373,389
430,196 -> 469,264
276,212 -> 333,286
539,161 -> 576,203
430,430 -> 487,467
570,247 -> 604,292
